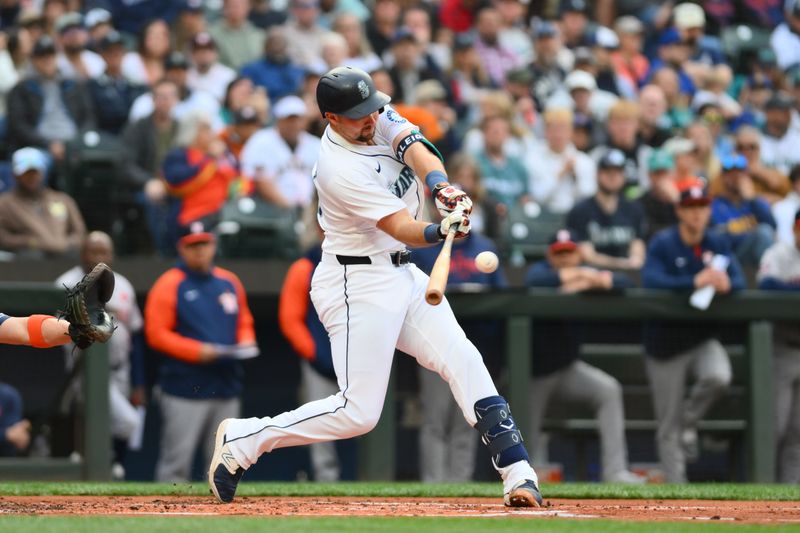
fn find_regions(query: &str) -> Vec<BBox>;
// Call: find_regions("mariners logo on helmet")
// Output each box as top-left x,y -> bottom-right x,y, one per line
358,80 -> 369,100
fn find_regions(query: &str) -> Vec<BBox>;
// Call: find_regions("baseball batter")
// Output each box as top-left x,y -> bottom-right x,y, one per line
209,67 -> 542,507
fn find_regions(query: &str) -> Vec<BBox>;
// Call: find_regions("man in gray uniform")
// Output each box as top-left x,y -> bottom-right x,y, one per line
757,208 -> 800,483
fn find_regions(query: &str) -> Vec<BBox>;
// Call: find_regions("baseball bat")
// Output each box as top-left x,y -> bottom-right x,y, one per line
425,225 -> 458,306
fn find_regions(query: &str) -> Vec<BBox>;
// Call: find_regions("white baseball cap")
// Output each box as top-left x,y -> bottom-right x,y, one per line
85,8 -> 111,29
565,70 -> 597,92
674,3 -> 706,29
12,147 -> 47,175
273,95 -> 308,119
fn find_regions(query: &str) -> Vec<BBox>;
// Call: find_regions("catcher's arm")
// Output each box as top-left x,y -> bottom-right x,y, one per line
0,315 -> 71,347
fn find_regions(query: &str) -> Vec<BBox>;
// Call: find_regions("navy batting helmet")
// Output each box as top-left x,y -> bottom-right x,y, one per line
316,66 -> 391,119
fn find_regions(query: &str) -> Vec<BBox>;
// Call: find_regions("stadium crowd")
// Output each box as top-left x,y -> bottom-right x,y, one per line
1,0 -> 800,484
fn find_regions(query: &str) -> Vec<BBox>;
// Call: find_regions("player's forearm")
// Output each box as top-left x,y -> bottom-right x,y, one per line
377,210 -> 439,248
402,142 -> 447,191
0,316 -> 70,346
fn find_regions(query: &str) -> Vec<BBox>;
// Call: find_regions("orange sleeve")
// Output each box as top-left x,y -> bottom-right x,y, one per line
278,258 -> 316,361
214,268 -> 256,344
144,269 -> 204,363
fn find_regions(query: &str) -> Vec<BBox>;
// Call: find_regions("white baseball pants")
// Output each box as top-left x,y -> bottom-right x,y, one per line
224,257 -> 536,490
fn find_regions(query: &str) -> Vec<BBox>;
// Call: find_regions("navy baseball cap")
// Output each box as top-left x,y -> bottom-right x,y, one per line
765,93 -> 793,111
178,219 -> 215,245
559,0 -> 589,15
549,229 -> 578,253
97,30 -> 125,51
721,153 -> 748,172
533,21 -> 558,39
32,35 -> 57,56
598,148 -> 626,169
679,185 -> 711,206
658,28 -> 682,47
164,51 -> 190,70
391,27 -> 416,45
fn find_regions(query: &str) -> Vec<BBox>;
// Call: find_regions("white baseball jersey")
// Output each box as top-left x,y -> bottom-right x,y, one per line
314,106 -> 424,256
241,127 -> 321,208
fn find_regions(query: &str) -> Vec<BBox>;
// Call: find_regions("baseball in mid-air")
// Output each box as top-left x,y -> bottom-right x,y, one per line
475,251 -> 499,274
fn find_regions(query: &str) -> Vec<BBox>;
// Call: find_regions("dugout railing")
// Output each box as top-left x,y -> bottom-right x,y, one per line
0,283 -> 110,480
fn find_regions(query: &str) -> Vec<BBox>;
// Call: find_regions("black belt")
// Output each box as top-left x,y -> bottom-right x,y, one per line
336,251 -> 411,266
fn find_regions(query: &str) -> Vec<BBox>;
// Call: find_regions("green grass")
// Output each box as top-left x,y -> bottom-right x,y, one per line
0,517 -> 795,533
0,481 -> 798,501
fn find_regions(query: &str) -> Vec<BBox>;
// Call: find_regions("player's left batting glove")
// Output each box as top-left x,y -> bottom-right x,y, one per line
439,210 -> 471,239
59,262 -> 116,349
433,183 -> 473,217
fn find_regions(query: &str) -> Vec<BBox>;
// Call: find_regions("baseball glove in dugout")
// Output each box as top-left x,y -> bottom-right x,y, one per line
59,262 -> 116,349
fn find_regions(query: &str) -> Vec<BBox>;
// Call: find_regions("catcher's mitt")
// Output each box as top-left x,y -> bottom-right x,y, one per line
60,262 -> 116,349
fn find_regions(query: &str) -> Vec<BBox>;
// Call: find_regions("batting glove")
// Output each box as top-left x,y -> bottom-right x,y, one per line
433,184 -> 473,217
439,210 -> 471,239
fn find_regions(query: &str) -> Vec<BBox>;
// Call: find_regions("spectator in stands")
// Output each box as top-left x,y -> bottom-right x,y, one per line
241,96 -> 320,209
283,0 -> 334,69
446,153 -> 502,239
558,0 -> 593,49
145,219 -> 256,482
691,68 -> 741,123
710,153 -> 776,267
774,166 -> 800,246
219,105 -> 262,160
757,208 -> 800,483
333,12 -> 381,73
162,110 -> 240,238
552,68 -> 617,127
101,0 -> 179,37
129,52 -> 221,130
770,0 -> 800,71
240,26 -> 305,102
0,147 -> 86,258
639,149 -> 678,241
365,0 -> 400,59
647,29 -> 695,98
525,229 -> 645,484
663,137 -> 701,190
761,93 -> 800,176
642,184 -> 744,483
187,32 -> 236,104
591,26 -> 637,99
386,28 -> 442,105
611,16 -> 648,91
637,85 -> 670,149
528,108 -> 596,215
402,4 -> 451,71
472,5 -> 519,88
120,76 -> 178,249
651,65 -> 693,132
673,3 -> 724,77
448,34 -> 492,121
122,18 -> 171,87
85,9 -> 114,48
0,384 -> 29,457
278,214 -> 342,481
591,101 -> 645,196
567,148 -> 646,271
210,0 -> 265,70
719,126 -> 789,204
42,0 -> 67,37
0,27 -> 33,124
88,31 -> 147,135
55,12 -> 105,80
220,76 -> 270,127
530,21 -> 570,110
473,114 -> 530,210
249,0 -> 289,29
412,228 -> 505,482
174,0 -> 207,54
685,121 -> 721,186
56,231 -> 145,479
7,35 -> 95,159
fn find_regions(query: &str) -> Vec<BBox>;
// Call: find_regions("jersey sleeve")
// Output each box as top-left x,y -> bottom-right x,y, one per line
278,258 -> 316,361
375,106 -> 418,148
144,270 -> 204,363
0,313 -> 9,327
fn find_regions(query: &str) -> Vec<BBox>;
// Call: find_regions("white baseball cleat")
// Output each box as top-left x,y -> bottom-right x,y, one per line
504,479 -> 543,507
208,419 -> 244,503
